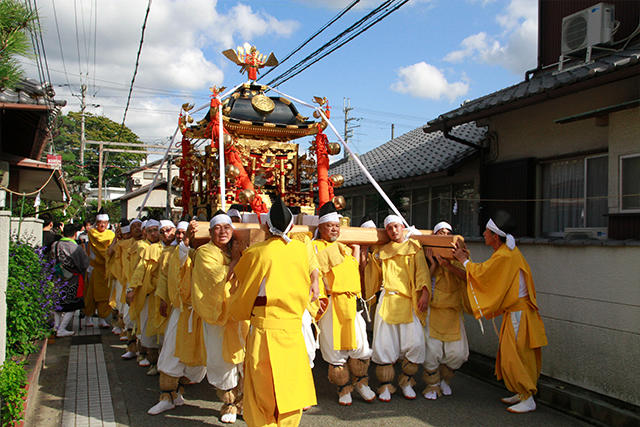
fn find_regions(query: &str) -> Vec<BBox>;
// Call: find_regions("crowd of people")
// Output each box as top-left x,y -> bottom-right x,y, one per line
42,199 -> 547,426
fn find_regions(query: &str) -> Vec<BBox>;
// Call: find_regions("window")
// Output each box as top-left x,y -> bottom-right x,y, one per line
620,154 -> 640,211
541,154 -> 607,235
143,171 -> 157,180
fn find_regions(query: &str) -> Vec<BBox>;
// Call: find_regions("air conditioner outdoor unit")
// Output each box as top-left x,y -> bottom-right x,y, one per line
563,227 -> 608,240
133,178 -> 141,185
561,3 -> 615,57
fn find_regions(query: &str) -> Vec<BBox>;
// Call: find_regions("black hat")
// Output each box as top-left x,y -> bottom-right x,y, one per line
318,201 -> 337,218
120,218 -> 130,227
268,196 -> 292,233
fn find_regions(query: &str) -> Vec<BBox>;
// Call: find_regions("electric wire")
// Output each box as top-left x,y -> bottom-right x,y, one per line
267,0 -> 407,88
51,0 -> 73,91
73,0 -> 83,83
258,0 -> 360,81
117,0 -> 152,142
269,0 -> 409,88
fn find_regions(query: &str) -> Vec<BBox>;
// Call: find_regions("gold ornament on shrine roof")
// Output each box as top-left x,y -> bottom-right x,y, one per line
327,143 -> 341,155
333,195 -> 346,210
329,174 -> 344,188
251,94 -> 276,115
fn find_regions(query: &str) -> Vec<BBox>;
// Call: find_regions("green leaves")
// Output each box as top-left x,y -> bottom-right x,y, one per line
0,360 -> 27,426
0,0 -> 36,90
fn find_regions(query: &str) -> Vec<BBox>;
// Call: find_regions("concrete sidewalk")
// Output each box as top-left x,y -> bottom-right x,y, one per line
25,312 -> 596,427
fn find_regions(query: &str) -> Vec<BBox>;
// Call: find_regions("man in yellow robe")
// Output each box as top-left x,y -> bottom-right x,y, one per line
128,220 -> 162,372
192,211 -> 247,424
121,218 -> 145,356
364,214 -> 430,402
453,217 -> 547,413
84,209 -> 115,327
230,197 -> 318,427
421,221 -> 469,400
106,220 -> 132,336
312,202 -> 375,406
148,221 -> 207,415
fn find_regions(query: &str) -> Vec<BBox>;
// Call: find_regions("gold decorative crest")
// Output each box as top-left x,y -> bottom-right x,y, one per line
251,94 -> 275,114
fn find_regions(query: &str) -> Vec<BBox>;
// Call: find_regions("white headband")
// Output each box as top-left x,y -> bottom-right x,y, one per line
120,225 -> 130,234
176,221 -> 189,231
141,220 -> 147,229
360,220 -> 376,229
159,220 -> 175,230
130,219 -> 142,226
384,215 -> 403,228
227,208 -> 241,219
433,221 -> 452,234
210,214 -> 233,229
96,214 -> 109,222
145,219 -> 160,229
486,218 -> 515,250
267,214 -> 293,243
318,212 -> 340,225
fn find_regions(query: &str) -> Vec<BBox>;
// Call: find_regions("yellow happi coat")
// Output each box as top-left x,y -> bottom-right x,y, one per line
465,244 -> 548,398
365,239 -> 430,325
107,237 -> 132,308
231,237 -> 317,423
429,259 -> 470,342
156,244 -> 206,366
129,240 -> 160,328
191,242 -> 247,365
312,240 -> 360,351
85,228 -> 115,317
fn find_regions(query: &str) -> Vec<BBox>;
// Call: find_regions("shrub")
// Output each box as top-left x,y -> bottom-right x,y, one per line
0,360 -> 27,426
5,240 -> 60,358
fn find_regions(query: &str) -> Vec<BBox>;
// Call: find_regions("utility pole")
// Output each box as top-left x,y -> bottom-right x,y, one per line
391,123 -> 395,140
79,84 -> 87,167
342,98 -> 361,159
97,141 -> 104,210
166,155 -> 172,218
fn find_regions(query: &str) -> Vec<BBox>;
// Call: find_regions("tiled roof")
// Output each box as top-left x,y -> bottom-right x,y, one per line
426,42 -> 640,130
0,78 -> 66,107
329,122 -> 486,188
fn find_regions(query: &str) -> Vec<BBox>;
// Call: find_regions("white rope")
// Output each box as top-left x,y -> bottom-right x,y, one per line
218,97 -> 225,211
265,85 -> 411,229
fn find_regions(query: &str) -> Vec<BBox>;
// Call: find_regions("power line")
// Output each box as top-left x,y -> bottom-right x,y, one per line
51,0 -> 73,91
117,0 -> 152,142
269,0 -> 409,88
73,0 -> 83,83
267,0 -> 408,88
258,0 -> 360,82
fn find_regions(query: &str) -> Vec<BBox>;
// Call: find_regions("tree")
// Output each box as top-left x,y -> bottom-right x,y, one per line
0,0 -> 35,90
52,111 -> 146,189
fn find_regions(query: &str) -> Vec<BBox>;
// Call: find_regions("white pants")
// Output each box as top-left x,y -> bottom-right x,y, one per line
137,296 -> 162,348
371,290 -> 425,365
158,308 -> 206,382
302,310 -> 318,368
203,322 -> 241,390
113,279 -> 123,312
423,313 -> 469,371
318,299 -> 372,365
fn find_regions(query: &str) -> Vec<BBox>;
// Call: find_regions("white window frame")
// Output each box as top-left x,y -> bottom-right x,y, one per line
619,153 -> 640,213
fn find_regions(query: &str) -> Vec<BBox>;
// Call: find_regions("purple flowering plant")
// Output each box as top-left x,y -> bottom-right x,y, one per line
5,240 -> 62,358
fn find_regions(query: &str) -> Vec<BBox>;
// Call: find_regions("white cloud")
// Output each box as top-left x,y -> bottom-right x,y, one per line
390,62 -> 469,101
444,0 -> 537,74
30,0 -> 299,142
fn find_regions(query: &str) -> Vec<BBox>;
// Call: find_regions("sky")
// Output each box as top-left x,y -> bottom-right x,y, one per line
24,0 -> 538,157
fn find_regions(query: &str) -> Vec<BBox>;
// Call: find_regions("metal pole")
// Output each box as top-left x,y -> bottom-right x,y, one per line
166,155 -> 172,218
98,141 -> 103,210
80,84 -> 87,167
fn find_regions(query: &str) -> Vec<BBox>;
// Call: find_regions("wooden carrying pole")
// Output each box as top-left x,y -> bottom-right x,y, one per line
193,222 -> 462,258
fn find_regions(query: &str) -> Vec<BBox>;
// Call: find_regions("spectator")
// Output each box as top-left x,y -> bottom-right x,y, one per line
51,223 -> 90,337
41,213 -> 59,256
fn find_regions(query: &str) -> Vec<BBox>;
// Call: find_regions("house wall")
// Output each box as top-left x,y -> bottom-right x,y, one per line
489,78 -> 637,162
123,190 -> 176,219
463,241 -> 640,406
10,217 -> 43,245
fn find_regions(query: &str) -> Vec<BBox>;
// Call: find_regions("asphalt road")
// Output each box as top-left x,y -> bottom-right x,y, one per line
28,329 -> 590,427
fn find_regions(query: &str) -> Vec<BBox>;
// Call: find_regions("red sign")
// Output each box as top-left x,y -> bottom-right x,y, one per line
47,154 -> 62,169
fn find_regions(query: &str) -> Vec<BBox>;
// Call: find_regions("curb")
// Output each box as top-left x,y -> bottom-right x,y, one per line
16,338 -> 48,427
460,351 -> 640,427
